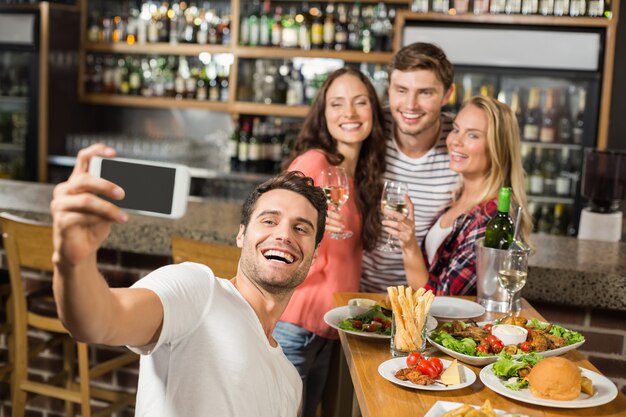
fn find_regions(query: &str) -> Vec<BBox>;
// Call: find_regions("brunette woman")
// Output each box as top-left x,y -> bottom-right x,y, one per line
272,67 -> 386,417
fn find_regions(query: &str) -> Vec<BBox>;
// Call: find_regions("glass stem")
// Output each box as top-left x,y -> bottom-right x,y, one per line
508,290 -> 515,315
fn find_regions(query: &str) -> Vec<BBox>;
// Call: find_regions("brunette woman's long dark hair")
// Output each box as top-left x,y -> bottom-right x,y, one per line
283,67 -> 387,251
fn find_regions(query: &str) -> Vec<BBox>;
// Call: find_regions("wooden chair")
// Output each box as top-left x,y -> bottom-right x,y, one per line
171,235 -> 240,278
0,270 -> 11,383
0,212 -> 138,417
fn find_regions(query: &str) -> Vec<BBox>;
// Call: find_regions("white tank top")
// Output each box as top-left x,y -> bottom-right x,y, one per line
425,217 -> 453,264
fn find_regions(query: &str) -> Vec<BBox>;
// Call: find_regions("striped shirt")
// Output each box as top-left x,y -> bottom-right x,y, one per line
361,111 -> 459,293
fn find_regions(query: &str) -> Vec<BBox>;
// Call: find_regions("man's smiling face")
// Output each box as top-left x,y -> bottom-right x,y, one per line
236,189 -> 319,295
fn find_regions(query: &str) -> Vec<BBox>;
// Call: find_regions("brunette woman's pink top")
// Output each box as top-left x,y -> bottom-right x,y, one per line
280,150 -> 363,339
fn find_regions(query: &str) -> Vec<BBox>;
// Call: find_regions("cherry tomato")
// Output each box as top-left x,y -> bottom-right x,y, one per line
476,345 -> 489,354
350,320 -> 363,330
428,357 -> 444,375
520,341 -> 531,352
406,352 -> 422,368
366,321 -> 382,332
491,340 -> 504,354
417,359 -> 439,378
383,320 -> 392,330
483,323 -> 494,333
486,335 -> 501,345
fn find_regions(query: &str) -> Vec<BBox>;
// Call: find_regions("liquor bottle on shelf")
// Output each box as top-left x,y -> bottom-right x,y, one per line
558,87 -> 573,144
510,88 -> 524,134
569,0 -> 586,15
248,117 -> 262,173
229,115 -> 240,171
240,2 -> 251,45
529,148 -> 544,195
587,0 -> 603,16
334,4 -> 349,51
259,0 -> 272,47
490,0 -> 507,14
538,204 -> 554,234
555,148 -> 573,198
484,187 -> 515,250
542,149 -> 559,196
372,3 -> 393,52
248,1 -> 261,47
238,117 -> 251,172
572,87 -> 586,144
310,6 -> 324,49
454,0 -> 470,14
433,0 -> 451,14
269,119 -> 284,173
347,4 -> 361,51
553,0 -> 569,14
539,88 -> 558,143
473,0 -> 490,14
523,88 -> 541,142
412,0 -> 430,13
360,7 -> 374,53
298,4 -> 312,50
539,0 -> 555,15
522,146 -> 536,194
323,3 -> 335,50
551,203 -> 569,235
521,0 -> 539,14
282,7 -> 300,48
505,0 -> 522,14
271,6 -> 283,47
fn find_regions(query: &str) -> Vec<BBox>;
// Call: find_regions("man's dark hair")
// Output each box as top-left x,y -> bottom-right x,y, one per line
240,171 -> 327,246
389,42 -> 454,91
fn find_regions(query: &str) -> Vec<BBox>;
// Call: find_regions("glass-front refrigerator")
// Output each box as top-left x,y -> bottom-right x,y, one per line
402,21 -> 605,236
0,10 -> 39,180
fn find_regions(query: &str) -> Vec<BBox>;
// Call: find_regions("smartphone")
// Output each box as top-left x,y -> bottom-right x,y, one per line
89,156 -> 190,219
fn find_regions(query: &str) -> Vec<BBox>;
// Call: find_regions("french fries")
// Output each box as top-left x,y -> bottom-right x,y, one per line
441,400 -> 497,417
387,285 -> 435,352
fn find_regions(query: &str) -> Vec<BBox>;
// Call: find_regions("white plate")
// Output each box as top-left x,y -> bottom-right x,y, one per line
324,306 -> 437,339
427,320 -> 586,366
378,357 -> 476,391
480,363 -> 618,408
424,400 -> 531,417
429,297 -> 486,319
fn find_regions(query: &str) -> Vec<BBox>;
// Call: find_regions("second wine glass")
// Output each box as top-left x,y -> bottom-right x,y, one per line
497,249 -> 529,317
379,180 -> 409,252
320,166 -> 353,240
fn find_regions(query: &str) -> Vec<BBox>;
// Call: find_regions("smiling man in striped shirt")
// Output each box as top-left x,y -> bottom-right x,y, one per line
361,42 -> 460,292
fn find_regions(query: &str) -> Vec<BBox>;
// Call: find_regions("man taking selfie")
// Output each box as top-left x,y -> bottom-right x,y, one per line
51,144 -> 327,416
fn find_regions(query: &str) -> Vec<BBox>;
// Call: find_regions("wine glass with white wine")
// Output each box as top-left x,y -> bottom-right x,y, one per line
378,180 -> 409,252
497,249 -> 529,317
320,166 -> 353,240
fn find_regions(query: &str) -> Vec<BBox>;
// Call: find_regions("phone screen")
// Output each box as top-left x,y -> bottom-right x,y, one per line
101,159 -> 176,214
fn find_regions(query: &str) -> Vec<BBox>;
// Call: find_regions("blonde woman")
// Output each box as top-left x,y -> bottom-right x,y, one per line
383,96 -> 531,295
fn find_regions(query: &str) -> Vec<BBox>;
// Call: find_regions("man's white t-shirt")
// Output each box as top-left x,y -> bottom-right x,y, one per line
129,262 -> 302,417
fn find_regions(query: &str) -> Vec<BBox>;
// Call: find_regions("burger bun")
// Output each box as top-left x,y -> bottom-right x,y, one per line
526,357 -> 582,401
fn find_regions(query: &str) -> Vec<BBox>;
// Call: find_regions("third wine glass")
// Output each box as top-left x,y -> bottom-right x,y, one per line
320,166 -> 353,239
379,180 -> 409,252
497,249 -> 529,317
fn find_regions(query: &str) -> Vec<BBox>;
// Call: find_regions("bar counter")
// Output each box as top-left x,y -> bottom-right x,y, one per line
1,179 -> 625,312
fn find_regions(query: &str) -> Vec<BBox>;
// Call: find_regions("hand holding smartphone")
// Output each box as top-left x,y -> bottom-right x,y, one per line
89,156 -> 190,219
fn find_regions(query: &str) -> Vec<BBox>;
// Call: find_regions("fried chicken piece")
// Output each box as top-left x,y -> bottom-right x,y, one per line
545,333 -> 566,349
527,328 -> 549,352
451,325 -> 489,341
503,344 -> 518,355
500,315 -> 528,327
394,368 -> 434,385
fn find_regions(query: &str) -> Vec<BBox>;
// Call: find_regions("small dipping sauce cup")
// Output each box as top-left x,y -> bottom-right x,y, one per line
492,324 -> 528,346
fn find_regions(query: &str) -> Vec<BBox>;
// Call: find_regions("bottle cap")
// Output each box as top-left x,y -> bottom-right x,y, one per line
497,187 -> 512,213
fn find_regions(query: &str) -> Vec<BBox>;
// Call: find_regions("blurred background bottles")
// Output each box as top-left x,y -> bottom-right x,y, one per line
239,2 -> 397,53
84,52 -> 232,101
87,0 -> 231,45
410,0 -> 609,16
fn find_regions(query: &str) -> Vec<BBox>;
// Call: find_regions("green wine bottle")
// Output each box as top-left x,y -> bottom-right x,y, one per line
484,187 -> 515,249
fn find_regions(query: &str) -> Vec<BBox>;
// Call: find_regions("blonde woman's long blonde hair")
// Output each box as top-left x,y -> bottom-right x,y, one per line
460,96 -> 532,243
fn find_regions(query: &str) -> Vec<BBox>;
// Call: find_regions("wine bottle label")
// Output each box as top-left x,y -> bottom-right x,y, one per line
238,142 -> 249,161
529,175 -> 544,194
539,127 -> 556,143
282,28 -> 299,48
248,143 -> 261,161
556,176 -> 571,196
524,124 -> 540,141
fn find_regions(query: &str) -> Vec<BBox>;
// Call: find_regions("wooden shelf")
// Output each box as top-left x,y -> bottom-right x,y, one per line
81,93 -> 230,111
235,46 -> 393,63
84,42 -> 233,56
399,11 -> 612,28
232,102 -> 309,117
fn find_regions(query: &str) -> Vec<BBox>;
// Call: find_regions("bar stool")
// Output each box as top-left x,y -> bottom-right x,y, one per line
0,212 -> 138,417
171,235 -> 240,278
